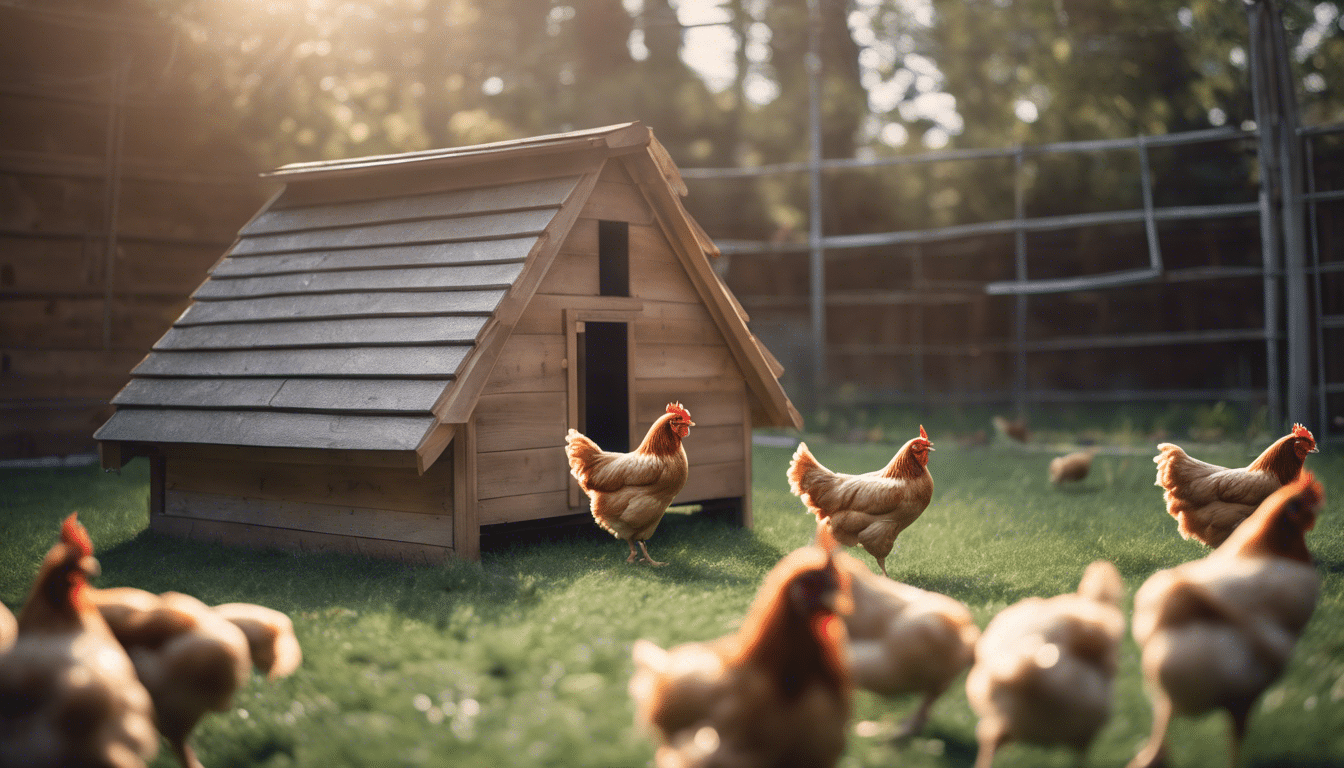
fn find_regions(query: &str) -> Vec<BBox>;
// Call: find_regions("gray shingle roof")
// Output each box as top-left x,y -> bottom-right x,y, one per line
96,161 -> 585,452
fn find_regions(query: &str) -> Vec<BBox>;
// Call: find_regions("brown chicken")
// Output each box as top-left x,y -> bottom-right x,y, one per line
787,426 -> 935,577
0,514 -> 159,768
566,402 -> 694,566
92,588 -> 251,768
1154,424 -> 1317,547
966,560 -> 1127,768
1049,449 -> 1097,485
1127,472 -> 1322,768
838,550 -> 979,737
628,535 -> 853,768
992,415 -> 1030,444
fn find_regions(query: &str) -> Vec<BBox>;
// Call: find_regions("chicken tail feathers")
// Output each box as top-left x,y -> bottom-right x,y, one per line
787,442 -> 835,519
213,603 -> 302,679
564,429 -> 605,489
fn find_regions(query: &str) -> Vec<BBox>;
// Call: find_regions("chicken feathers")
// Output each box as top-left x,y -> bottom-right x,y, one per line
1127,472 -> 1322,768
838,551 -> 979,737
0,514 -> 159,768
966,561 -> 1127,768
629,540 -> 853,768
787,426 -> 935,577
566,402 -> 693,566
1154,424 -> 1316,547
92,588 -> 252,768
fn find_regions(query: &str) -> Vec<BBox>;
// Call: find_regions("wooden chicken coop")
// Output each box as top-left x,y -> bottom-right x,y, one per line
95,122 -> 802,563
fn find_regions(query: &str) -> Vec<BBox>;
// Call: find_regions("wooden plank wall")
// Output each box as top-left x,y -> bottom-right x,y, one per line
156,447 -> 456,563
0,5 -> 270,458
478,160 -> 748,526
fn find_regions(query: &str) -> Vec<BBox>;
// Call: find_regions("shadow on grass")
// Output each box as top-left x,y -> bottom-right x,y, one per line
89,509 -> 787,627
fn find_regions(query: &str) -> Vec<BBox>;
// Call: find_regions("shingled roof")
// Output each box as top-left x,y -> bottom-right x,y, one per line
95,122 -> 799,472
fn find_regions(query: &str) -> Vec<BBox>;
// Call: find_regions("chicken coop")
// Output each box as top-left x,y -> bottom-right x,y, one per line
95,122 -> 802,563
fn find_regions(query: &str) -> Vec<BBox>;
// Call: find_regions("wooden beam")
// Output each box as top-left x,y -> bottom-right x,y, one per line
452,419 -> 479,561
417,422 -> 456,476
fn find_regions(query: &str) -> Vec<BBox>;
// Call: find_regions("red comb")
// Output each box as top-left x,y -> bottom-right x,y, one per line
61,513 -> 93,558
1292,423 -> 1314,441
919,425 -> 928,441
666,402 -> 690,419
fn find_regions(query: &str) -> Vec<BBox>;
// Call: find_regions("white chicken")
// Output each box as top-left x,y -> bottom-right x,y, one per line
966,560 -> 1126,768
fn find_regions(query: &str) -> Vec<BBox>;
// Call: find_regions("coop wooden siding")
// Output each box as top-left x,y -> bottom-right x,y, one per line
158,450 -> 456,560
112,378 -> 447,414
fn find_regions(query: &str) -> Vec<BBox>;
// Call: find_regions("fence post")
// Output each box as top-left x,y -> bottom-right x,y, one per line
1247,0 -> 1310,428
805,0 -> 825,412
1012,147 -> 1028,418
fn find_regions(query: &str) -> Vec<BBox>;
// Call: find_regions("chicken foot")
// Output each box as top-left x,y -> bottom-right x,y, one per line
893,689 -> 941,740
625,539 -> 667,567
1126,693 -> 1173,768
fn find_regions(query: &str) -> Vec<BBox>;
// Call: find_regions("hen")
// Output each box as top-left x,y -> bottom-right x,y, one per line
1049,449 -> 1097,485
92,589 -> 300,768
838,550 -> 979,737
629,535 -> 853,768
992,415 -> 1030,444
965,560 -> 1126,768
1154,424 -> 1316,547
787,426 -> 935,576
566,402 -> 694,566
1126,472 -> 1322,768
0,514 -> 159,768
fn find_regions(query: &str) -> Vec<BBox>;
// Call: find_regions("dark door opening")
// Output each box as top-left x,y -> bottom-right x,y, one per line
578,321 -> 629,452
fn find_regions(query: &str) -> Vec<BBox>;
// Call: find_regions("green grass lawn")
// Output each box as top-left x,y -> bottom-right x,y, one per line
2,439 -> 1343,768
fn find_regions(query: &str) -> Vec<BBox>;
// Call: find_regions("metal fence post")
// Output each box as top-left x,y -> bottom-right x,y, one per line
1012,147 -> 1028,418
806,0 -> 825,411
1247,0 -> 1284,428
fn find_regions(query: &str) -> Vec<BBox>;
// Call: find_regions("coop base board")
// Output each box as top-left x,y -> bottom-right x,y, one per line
150,512 -> 452,565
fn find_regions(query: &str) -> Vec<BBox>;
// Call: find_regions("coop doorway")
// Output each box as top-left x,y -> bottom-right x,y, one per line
577,321 -> 629,452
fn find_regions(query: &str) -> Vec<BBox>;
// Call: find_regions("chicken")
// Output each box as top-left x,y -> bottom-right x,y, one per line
837,550 -> 979,737
0,514 -> 158,768
1126,472 -> 1322,768
90,588 -> 302,768
1050,449 -> 1097,485
566,402 -> 694,566
992,415 -> 1030,444
211,602 -> 303,681
787,425 -> 935,577
965,560 -> 1126,768
629,535 -> 853,768
1154,423 -> 1317,547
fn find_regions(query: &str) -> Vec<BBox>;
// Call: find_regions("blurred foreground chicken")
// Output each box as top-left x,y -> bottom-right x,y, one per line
91,590 -> 301,768
1050,449 -> 1097,486
629,534 -> 853,768
966,561 -> 1126,768
0,514 -> 158,768
1154,424 -> 1316,547
0,601 -> 15,653
838,550 -> 979,737
1127,472 -> 1322,768
566,402 -> 693,566
788,426 -> 934,576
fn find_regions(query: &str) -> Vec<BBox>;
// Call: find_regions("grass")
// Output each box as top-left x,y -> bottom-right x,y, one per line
2,439 -> 1343,768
